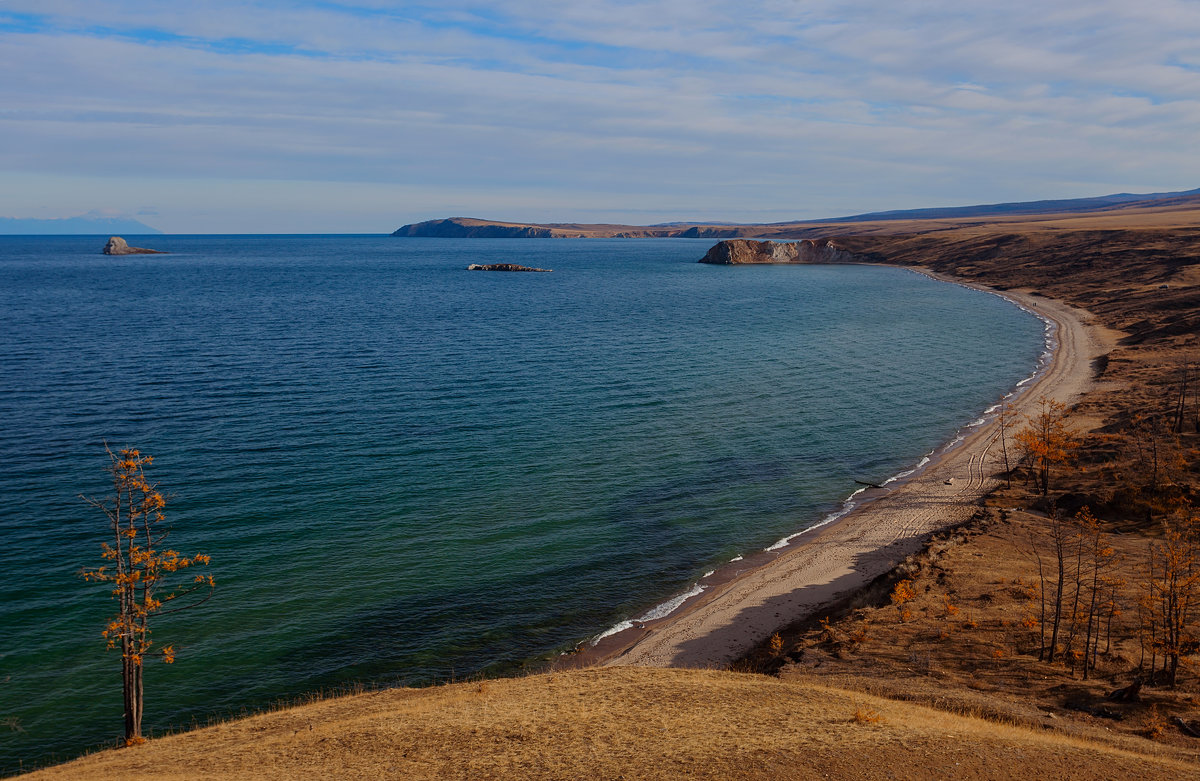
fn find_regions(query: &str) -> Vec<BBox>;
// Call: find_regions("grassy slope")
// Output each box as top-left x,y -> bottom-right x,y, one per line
23,202 -> 1200,779
21,668 -> 1196,780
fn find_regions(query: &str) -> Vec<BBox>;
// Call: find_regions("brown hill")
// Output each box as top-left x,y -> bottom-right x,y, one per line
21,668 -> 1195,780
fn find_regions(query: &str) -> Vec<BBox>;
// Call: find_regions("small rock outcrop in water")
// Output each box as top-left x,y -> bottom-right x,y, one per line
699,238 -> 861,265
103,236 -> 166,255
467,263 -> 552,272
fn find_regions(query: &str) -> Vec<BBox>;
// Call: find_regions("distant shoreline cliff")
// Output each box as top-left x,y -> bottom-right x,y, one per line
698,238 -> 865,265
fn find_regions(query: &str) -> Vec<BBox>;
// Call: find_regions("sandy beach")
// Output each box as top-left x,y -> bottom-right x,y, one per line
602,272 -> 1112,669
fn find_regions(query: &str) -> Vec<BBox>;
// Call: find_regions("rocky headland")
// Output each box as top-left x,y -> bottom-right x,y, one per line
402,219 -> 558,238
467,263 -> 552,272
393,216 -> 752,239
698,238 -> 863,264
103,236 -> 165,255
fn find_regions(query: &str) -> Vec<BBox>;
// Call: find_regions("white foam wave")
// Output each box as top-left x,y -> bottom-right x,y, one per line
730,555 -> 743,562
703,570 -> 715,578
590,583 -> 707,645
637,583 -> 705,621
590,620 -> 634,645
883,454 -> 931,485
766,499 -> 859,551
765,533 -> 800,552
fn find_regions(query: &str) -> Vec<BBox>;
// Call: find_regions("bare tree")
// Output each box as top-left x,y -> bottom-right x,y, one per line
1015,397 -> 1078,496
997,402 -> 1016,488
1146,503 -> 1200,688
80,448 -> 215,744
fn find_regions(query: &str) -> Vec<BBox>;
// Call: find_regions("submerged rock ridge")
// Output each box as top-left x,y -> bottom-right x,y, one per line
467,263 -> 552,272
102,236 -> 165,255
699,238 -> 863,265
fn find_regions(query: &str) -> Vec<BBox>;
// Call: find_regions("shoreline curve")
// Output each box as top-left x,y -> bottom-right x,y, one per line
582,266 -> 1111,669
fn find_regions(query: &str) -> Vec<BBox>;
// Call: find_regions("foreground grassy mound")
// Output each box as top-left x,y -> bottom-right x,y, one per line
23,667 -> 1193,780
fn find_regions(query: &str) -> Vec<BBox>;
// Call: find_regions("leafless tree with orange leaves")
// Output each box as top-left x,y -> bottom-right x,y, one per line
1144,502 -> 1200,688
1015,396 -> 1078,497
79,447 -> 214,744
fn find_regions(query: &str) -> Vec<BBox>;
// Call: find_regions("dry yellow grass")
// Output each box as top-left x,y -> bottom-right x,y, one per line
22,668 -> 1196,780
25,203 -> 1200,779
772,509 -> 1200,752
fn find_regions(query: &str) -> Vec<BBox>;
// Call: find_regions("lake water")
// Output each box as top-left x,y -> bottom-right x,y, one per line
0,235 -> 1045,772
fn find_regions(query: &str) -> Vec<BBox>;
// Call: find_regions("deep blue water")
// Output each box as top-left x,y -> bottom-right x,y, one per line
0,235 -> 1045,772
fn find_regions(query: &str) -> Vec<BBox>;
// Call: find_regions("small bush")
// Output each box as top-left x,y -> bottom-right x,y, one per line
1145,705 -> 1167,741
852,707 -> 884,724
847,620 -> 870,649
891,579 -> 916,607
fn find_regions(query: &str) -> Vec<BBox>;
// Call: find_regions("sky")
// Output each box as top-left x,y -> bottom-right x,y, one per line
2,0 -> 1200,233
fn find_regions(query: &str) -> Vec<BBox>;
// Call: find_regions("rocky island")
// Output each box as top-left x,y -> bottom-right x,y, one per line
103,236 -> 166,255
698,238 -> 862,264
467,263 -> 552,272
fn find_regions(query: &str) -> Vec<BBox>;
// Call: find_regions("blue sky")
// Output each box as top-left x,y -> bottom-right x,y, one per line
3,0 -> 1199,232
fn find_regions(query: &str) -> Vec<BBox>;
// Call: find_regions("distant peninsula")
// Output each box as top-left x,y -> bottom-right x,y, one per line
393,217 -> 749,239
392,186 -> 1200,240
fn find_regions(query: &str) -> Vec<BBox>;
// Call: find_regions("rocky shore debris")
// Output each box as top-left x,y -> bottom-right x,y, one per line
103,236 -> 166,255
467,263 -> 552,272
699,238 -> 861,265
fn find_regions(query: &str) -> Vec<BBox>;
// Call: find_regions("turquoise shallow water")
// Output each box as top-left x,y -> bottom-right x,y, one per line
0,236 -> 1045,772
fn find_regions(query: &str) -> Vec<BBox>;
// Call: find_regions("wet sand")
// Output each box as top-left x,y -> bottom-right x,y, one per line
600,272 -> 1110,669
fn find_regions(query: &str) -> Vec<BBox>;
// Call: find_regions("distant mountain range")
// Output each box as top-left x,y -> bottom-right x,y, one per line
0,215 -> 162,235
393,187 -> 1200,238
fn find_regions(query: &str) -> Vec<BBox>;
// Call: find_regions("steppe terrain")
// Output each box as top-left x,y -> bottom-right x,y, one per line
22,669 -> 1197,780
24,197 -> 1200,778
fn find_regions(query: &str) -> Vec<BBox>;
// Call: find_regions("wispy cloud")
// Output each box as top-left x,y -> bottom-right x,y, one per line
2,1 -> 1199,231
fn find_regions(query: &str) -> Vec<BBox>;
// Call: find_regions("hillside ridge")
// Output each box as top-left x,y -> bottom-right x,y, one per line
392,187 -> 1200,238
